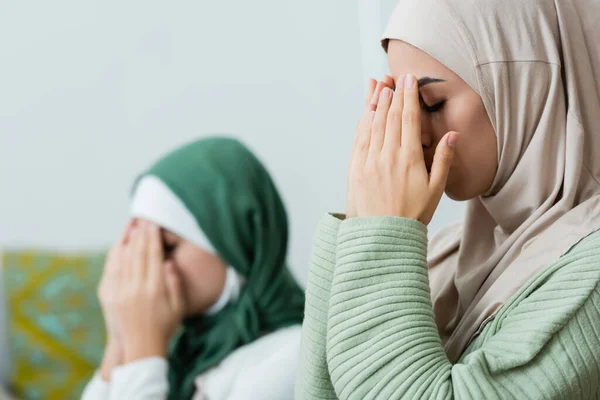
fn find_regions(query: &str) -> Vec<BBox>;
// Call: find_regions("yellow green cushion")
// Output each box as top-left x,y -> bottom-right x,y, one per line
2,250 -> 106,400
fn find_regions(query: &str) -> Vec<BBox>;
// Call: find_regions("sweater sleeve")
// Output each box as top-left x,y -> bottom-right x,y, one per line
295,214 -> 343,400
109,357 -> 169,400
326,217 -> 600,400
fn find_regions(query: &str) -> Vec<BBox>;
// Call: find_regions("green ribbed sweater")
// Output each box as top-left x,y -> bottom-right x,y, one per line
296,214 -> 600,399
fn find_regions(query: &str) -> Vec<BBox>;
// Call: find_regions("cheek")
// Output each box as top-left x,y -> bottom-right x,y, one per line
170,246 -> 228,313
442,99 -> 498,198
444,98 -> 481,134
171,249 -> 212,291
173,253 -> 199,278
426,98 -> 478,144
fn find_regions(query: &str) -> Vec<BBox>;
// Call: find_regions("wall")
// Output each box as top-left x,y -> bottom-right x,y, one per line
0,0 -> 464,287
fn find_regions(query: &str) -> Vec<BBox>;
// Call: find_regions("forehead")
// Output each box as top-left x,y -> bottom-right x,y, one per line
386,40 -> 456,81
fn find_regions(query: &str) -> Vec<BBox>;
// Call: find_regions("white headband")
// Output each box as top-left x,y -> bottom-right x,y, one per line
206,266 -> 245,315
130,175 -> 214,253
130,175 -> 244,314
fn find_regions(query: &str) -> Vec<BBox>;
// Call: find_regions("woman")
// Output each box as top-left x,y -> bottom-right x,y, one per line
296,0 -> 600,398
82,137 -> 305,400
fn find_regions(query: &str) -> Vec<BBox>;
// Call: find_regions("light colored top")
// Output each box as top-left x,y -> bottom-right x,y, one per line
82,325 -> 301,400
295,214 -> 600,399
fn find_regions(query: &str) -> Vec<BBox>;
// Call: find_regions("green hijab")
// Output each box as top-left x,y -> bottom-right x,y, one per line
133,137 -> 305,400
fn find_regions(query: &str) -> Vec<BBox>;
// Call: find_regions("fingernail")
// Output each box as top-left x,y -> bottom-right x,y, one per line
397,75 -> 405,89
448,132 -> 459,148
381,87 -> 391,99
369,110 -> 376,122
405,74 -> 415,89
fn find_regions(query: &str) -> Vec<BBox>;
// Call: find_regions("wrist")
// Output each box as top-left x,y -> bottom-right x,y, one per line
123,336 -> 167,363
99,340 -> 123,381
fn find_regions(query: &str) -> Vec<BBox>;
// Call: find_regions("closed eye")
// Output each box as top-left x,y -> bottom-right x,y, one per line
162,240 -> 176,257
419,93 -> 446,113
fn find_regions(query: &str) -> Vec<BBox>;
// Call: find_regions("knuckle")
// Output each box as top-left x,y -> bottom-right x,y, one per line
357,139 -> 369,152
402,148 -> 421,164
399,158 -> 412,174
377,153 -> 394,171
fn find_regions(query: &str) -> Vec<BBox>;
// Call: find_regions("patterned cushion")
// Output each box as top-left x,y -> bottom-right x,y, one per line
2,251 -> 106,400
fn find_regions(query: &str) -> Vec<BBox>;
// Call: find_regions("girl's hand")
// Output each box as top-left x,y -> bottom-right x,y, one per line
349,74 -> 459,225
97,220 -> 136,379
347,75 -> 395,218
116,220 -> 185,362
98,221 -> 135,339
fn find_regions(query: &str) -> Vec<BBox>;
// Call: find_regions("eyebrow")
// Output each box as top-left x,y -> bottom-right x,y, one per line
418,77 -> 445,88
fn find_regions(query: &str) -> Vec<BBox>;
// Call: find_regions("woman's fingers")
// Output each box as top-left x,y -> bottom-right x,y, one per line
365,79 -> 377,107
427,132 -> 459,220
103,220 -> 136,279
355,79 -> 385,151
147,222 -> 164,291
132,220 -> 149,282
165,261 -> 185,315
121,219 -> 137,245
366,77 -> 394,111
383,75 -> 405,152
368,81 -> 389,110
368,87 -> 394,157
401,74 -> 425,162
121,230 -> 134,283
383,75 -> 395,90
357,77 -> 395,151
113,241 -> 127,291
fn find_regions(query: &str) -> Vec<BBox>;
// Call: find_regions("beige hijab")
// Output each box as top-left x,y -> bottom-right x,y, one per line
382,0 -> 600,363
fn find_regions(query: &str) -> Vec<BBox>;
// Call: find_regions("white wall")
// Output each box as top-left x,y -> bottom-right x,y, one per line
0,0 -> 464,286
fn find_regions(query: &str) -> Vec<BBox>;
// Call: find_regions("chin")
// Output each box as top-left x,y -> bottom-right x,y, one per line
444,180 -> 471,202
445,190 -> 464,201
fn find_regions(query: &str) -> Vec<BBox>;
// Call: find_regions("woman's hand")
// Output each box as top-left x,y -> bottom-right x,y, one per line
347,75 -> 396,218
97,220 -> 135,380
348,74 -> 459,225
115,220 -> 185,363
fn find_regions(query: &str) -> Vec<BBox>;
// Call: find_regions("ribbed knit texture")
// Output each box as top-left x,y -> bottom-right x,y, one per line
296,214 -> 600,399
295,215 -> 342,400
